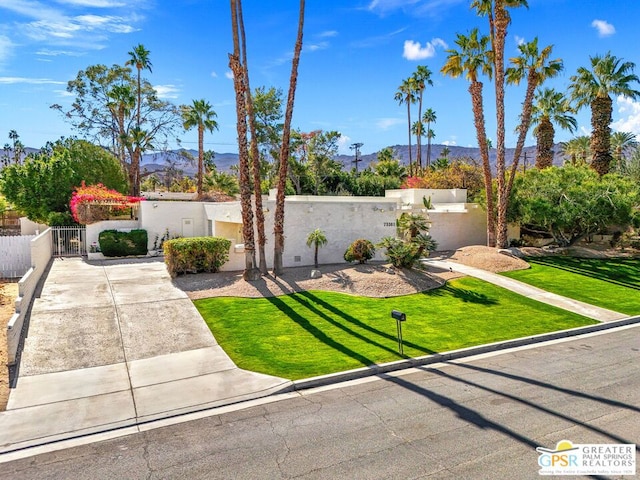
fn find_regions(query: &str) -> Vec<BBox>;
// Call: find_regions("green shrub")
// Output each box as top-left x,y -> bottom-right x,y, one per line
377,234 -> 437,269
164,237 -> 231,277
98,229 -> 148,257
344,239 -> 375,264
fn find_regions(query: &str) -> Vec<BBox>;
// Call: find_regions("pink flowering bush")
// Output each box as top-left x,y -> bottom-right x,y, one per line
70,182 -> 144,224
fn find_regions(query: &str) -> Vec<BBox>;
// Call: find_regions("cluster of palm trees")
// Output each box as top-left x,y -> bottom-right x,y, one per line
395,66 -> 437,174
431,0 -> 640,248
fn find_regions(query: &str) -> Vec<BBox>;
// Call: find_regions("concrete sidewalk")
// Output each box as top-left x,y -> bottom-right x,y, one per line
0,257 -> 291,454
423,259 -> 627,322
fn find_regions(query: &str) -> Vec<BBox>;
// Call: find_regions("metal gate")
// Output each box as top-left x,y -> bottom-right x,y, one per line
51,226 -> 87,257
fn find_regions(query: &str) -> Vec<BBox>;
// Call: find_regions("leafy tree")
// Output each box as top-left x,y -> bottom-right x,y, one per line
0,138 -> 127,224
394,76 -> 418,176
126,43 -> 153,128
253,86 -> 284,173
404,159 -> 485,201
306,228 -> 328,268
204,169 -> 239,196
509,166 -> 639,246
530,87 -> 577,169
570,52 -> 640,176
307,130 -> 342,195
181,99 -> 219,198
442,28 -> 495,246
52,63 -> 181,196
610,131 -> 638,170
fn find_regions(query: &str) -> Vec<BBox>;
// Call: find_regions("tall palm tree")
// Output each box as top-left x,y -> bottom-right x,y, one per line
610,131 -> 638,170
412,65 -> 434,171
181,99 -> 219,198
442,28 -> 496,246
422,108 -> 437,167
394,76 -> 418,176
530,88 -> 577,168
569,52 -> 640,176
126,44 -> 152,130
273,0 -> 305,276
505,38 -> 562,184
126,44 -> 152,196
230,0 -> 259,280
559,136 -> 590,166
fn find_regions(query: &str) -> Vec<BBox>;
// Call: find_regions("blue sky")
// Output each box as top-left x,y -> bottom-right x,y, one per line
1,0 -> 640,156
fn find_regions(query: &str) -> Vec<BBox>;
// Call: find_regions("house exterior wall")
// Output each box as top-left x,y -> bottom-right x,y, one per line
386,188 -> 468,205
427,204 -> 487,250
139,201 -> 206,249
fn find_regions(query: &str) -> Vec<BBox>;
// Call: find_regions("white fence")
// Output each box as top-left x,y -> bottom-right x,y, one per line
0,235 -> 36,279
6,228 -> 53,364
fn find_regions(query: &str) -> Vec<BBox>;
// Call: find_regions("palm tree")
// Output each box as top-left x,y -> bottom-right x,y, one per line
610,131 -> 638,170
422,108 -> 437,167
306,228 -> 327,269
106,84 -> 135,170
125,44 -> 152,130
273,0 -> 305,276
505,38 -> 562,185
569,52 -> 640,176
181,99 -> 219,198
442,28 -> 496,246
394,76 -> 418,176
559,136 -> 590,166
530,88 -> 577,168
472,0 -> 529,248
230,0 -> 259,280
412,65 -> 434,170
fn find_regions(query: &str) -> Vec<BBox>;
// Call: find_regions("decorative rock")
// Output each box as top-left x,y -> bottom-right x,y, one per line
243,268 -> 262,282
385,267 -> 396,275
310,269 -> 322,279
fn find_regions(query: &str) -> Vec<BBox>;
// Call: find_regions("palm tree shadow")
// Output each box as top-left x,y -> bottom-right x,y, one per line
427,285 -> 498,305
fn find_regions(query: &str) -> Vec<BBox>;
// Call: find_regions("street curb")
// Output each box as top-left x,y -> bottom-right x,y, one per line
291,315 -> 640,391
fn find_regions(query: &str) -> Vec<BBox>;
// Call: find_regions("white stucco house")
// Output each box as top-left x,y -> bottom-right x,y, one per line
86,188 -> 514,272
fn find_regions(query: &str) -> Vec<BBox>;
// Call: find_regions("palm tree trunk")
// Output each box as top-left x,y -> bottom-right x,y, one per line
470,81 -> 496,247
406,101 -> 413,176
274,0 -> 305,276
590,95 -> 613,176
426,120 -> 432,168
230,0 -> 259,280
197,125 -> 204,198
416,91 -> 423,171
506,71 -> 538,200
494,2 -> 510,249
535,118 -> 555,168
314,243 -> 319,269
237,0 -> 267,274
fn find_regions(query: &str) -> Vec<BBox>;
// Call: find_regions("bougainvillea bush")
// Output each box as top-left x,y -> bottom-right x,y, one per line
70,182 -> 144,224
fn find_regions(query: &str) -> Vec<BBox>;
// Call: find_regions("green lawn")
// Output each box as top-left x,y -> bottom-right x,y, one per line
194,277 -> 594,380
502,257 -> 640,316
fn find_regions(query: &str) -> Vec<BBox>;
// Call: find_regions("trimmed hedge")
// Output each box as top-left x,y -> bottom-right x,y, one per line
99,229 -> 148,257
164,237 -> 231,277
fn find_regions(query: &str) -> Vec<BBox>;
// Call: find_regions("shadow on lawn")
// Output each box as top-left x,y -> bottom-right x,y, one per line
529,257 -> 640,291
426,284 -> 498,305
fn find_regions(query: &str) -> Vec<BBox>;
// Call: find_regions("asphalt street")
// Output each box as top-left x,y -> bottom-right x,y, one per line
2,325 -> 639,480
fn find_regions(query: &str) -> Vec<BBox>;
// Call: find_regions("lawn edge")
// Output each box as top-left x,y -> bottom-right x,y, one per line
291,315 -> 640,391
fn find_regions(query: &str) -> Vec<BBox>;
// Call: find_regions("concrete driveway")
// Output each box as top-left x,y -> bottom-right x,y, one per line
0,257 -> 291,453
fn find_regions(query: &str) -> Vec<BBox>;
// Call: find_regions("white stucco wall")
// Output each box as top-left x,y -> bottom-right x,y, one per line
19,217 -> 48,235
386,188 -> 468,205
426,204 -> 487,250
139,201 -> 206,249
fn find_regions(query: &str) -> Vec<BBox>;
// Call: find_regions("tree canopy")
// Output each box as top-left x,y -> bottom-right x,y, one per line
0,138 -> 128,224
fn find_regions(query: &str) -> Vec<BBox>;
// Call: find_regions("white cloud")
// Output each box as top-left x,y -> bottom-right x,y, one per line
154,84 -> 180,99
0,35 -> 15,62
56,0 -> 128,6
224,70 -> 234,79
442,139 -> 457,146
306,41 -> 329,52
54,89 -> 74,97
514,35 -> 525,46
612,95 -> 640,135
376,117 -> 404,130
591,19 -> 615,37
337,134 -> 352,154
579,125 -> 590,136
210,71 -> 218,78
0,76 -> 66,84
402,38 -> 447,60
318,30 -> 338,38
368,0 -> 464,17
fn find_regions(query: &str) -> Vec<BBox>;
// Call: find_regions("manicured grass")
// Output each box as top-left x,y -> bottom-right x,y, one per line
502,257 -> 640,316
194,277 -> 594,380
